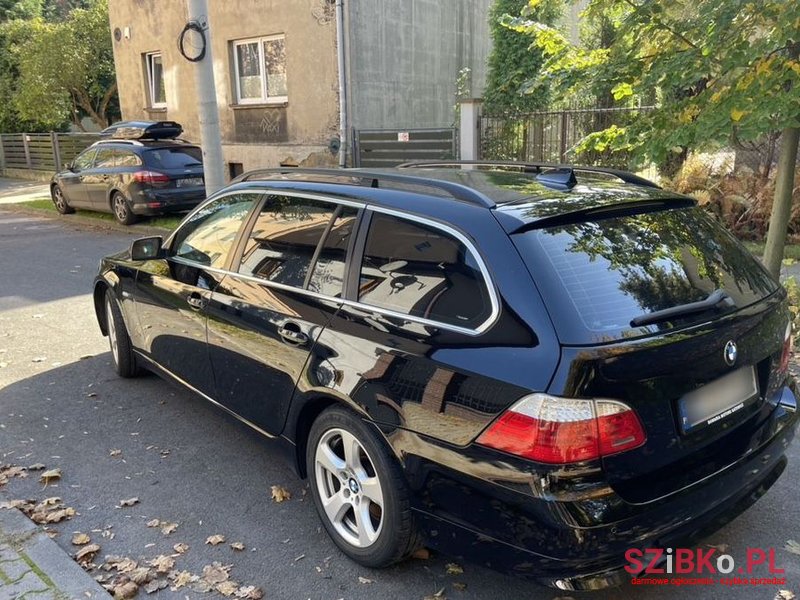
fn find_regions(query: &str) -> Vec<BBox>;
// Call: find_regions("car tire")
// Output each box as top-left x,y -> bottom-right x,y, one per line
306,406 -> 422,568
104,289 -> 139,378
111,192 -> 137,226
51,185 -> 75,214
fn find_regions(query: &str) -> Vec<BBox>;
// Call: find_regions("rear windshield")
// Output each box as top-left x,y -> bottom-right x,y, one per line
514,206 -> 778,344
144,147 -> 203,169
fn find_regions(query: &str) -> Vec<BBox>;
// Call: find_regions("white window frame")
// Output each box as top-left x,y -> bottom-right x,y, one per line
146,52 -> 166,109
232,34 -> 288,105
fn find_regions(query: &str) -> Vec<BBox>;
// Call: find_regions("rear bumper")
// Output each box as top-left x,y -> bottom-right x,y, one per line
408,385 -> 798,589
131,188 -> 205,215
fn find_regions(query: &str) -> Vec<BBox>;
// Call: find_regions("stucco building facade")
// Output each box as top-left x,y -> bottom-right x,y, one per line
108,0 -> 492,176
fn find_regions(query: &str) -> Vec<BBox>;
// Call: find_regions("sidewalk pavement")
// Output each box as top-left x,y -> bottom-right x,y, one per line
0,177 -> 50,205
0,504 -> 108,599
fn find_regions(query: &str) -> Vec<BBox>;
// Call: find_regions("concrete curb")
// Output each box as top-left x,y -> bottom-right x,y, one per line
0,203 -> 172,238
0,506 -> 109,599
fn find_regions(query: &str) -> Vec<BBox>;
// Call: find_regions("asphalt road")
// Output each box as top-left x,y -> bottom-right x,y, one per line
0,210 -> 798,600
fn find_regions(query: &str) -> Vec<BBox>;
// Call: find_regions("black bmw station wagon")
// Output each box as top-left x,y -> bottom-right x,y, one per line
93,162 -> 798,589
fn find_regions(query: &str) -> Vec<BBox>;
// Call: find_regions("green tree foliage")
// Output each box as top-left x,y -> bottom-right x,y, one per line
507,0 -> 800,277
0,0 -> 42,22
0,0 -> 116,132
483,0 -> 561,114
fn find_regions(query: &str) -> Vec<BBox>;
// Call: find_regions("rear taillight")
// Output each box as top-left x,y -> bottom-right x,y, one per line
779,322 -> 793,374
476,394 -> 646,464
132,170 -> 170,184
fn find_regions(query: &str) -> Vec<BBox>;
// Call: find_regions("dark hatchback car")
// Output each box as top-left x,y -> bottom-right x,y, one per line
93,163 -> 797,589
51,121 -> 205,225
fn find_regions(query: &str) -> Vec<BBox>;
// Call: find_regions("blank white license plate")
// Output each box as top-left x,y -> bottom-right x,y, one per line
177,177 -> 203,187
678,366 -> 758,433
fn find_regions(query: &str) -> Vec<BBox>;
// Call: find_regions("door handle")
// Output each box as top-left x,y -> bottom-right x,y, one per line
186,293 -> 207,310
278,323 -> 308,345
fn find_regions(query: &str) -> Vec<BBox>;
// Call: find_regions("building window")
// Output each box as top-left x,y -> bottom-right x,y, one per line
146,52 -> 166,108
232,35 -> 287,104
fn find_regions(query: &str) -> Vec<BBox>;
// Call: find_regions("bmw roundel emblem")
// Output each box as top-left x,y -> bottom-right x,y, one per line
724,340 -> 737,366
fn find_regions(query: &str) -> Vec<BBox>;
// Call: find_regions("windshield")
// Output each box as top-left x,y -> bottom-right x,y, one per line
513,206 -> 778,344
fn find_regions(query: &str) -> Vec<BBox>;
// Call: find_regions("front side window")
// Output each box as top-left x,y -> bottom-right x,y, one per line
358,213 -> 493,328
233,35 -> 287,104
146,52 -> 166,108
72,148 -> 97,170
239,195 -> 357,295
171,194 -> 258,268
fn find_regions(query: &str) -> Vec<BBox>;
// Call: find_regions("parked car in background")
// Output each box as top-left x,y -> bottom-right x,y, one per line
51,121 -> 205,225
93,163 -> 797,589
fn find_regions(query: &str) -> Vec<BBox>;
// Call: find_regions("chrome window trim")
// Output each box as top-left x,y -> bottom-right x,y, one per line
166,189 -> 501,337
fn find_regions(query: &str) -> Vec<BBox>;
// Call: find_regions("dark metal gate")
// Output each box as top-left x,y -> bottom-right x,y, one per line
353,128 -> 457,168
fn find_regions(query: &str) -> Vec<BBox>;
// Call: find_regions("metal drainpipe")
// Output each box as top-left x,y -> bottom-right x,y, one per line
335,0 -> 348,168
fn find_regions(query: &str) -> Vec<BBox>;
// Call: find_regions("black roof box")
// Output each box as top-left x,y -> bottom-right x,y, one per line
102,120 -> 183,140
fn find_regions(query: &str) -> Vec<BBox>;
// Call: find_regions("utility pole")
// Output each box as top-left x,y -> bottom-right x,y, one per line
185,0 -> 225,194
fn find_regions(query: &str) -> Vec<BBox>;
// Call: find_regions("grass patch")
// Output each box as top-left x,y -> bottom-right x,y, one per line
742,241 -> 800,261
18,198 -> 182,231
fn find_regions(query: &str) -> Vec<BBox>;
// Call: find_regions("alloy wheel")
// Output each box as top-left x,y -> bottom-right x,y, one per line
314,427 -> 385,548
53,187 -> 66,211
113,195 -> 129,223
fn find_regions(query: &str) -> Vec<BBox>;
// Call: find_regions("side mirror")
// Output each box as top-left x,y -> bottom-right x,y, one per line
130,236 -> 164,261
64,162 -> 74,172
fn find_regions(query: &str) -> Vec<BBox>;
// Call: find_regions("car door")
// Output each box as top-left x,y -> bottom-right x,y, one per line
293,208 -> 540,451
83,147 -> 116,210
134,192 -> 260,398
61,148 -> 96,207
205,193 -> 360,434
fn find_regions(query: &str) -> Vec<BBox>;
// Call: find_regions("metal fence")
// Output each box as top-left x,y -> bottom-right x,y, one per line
0,132 -> 99,173
353,128 -> 457,168
479,106 -> 651,167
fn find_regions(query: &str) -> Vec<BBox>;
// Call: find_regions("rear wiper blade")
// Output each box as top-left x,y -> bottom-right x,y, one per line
630,289 -> 735,328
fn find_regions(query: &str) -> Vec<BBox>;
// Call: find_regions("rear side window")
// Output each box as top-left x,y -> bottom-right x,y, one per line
145,147 -> 203,169
239,195 -> 357,296
514,206 -> 778,344
358,212 -> 492,329
116,151 -> 141,167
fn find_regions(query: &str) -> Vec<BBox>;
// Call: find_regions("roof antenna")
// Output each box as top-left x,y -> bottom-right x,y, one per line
536,168 -> 577,191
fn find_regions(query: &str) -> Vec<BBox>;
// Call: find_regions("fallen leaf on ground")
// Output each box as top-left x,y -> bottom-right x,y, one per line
776,591 -> 796,600
161,522 -> 178,535
105,556 -> 138,573
117,497 -> 139,508
202,561 -> 232,584
169,570 -> 197,589
445,563 -> 463,575
27,463 -> 46,471
235,586 -> 263,599
144,579 -> 168,594
206,534 -> 226,545
146,519 -> 160,527
109,449 -> 122,457
72,533 -> 91,545
216,581 -> 238,596
358,576 -> 374,584
111,579 -> 138,600
270,485 -> 291,502
173,542 -> 189,554
148,555 -> 175,573
423,588 -> 446,600
453,582 -> 467,592
76,543 -> 101,562
230,542 -> 244,551
785,540 -> 800,556
39,468 -> 61,483
412,548 -> 431,560
128,567 -> 153,584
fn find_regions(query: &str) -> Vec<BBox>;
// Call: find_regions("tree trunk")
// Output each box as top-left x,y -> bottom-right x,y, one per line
762,127 -> 800,279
